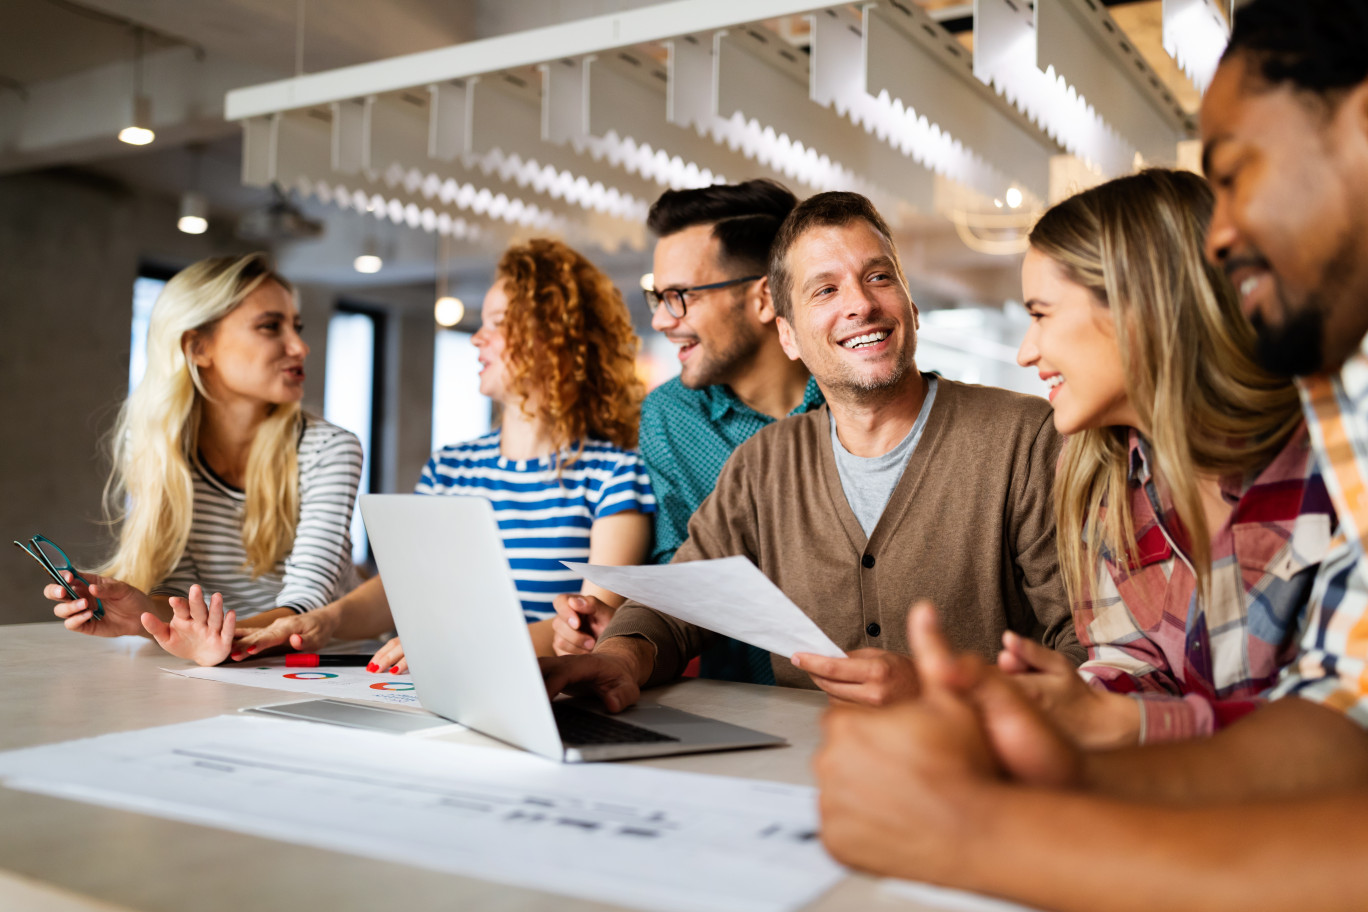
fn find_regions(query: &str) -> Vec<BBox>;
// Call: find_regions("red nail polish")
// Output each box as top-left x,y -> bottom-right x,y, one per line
366,663 -> 378,673
389,666 -> 399,674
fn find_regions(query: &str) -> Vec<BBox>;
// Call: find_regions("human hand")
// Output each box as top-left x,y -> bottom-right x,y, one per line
141,584 -> 236,667
551,593 -> 617,655
539,643 -> 646,713
814,614 -> 1002,881
910,605 -> 1082,789
229,607 -> 338,660
47,572 -> 152,638
367,636 -> 407,674
791,648 -> 919,706
998,631 -> 1141,749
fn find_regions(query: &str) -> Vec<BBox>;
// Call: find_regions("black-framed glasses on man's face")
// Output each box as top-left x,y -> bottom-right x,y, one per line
13,534 -> 104,619
642,275 -> 763,319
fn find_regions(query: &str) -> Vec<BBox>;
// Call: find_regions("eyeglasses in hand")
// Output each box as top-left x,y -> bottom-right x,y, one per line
13,534 -> 104,619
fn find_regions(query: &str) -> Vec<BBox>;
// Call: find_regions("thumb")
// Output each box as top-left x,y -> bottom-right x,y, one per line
289,633 -> 305,650
907,602 -> 967,694
141,612 -> 172,647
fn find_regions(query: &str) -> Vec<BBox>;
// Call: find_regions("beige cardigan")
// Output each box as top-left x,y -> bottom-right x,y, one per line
604,376 -> 1083,689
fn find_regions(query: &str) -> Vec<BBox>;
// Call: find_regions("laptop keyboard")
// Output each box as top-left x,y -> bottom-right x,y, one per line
552,702 -> 680,746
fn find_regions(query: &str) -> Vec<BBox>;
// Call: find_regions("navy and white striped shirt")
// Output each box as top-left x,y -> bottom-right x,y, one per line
152,417 -> 363,617
414,431 -> 656,622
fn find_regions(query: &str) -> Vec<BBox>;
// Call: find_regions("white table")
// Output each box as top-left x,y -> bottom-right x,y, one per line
0,623 -> 950,912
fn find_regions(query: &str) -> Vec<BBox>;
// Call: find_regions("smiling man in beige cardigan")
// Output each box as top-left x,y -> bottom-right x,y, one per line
542,191 -> 1081,711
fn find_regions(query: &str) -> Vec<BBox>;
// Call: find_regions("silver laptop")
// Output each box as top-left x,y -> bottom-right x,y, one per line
359,494 -> 786,762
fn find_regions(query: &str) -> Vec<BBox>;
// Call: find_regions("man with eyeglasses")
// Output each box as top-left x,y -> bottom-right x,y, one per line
542,190 -> 1080,711
550,180 -> 820,685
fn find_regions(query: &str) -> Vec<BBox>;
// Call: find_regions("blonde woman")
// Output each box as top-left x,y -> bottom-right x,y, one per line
1005,169 -> 1334,746
232,237 -> 655,669
45,253 -> 363,665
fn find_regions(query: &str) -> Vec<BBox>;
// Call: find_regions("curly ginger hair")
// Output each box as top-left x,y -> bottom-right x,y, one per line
496,238 -> 645,453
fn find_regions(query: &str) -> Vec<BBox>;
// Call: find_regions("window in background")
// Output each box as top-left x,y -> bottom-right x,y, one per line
324,307 -> 384,565
432,329 -> 491,451
916,305 -> 1047,398
129,274 -> 169,393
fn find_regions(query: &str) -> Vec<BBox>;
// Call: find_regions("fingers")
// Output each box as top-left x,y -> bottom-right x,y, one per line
551,616 -> 595,655
141,611 -> 172,647
187,585 -> 209,624
792,653 -> 876,684
966,669 -> 1079,788
61,606 -> 95,630
394,657 -> 409,674
207,591 -> 224,632
220,610 -> 236,646
168,596 -> 191,622
367,636 -> 404,674
1001,631 -> 1073,675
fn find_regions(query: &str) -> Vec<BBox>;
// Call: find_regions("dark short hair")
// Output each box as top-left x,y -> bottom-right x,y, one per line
1223,0 -> 1368,99
768,191 -> 903,322
646,179 -> 798,275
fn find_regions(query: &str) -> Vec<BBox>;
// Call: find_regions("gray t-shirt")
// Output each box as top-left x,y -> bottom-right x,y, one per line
829,375 -> 938,537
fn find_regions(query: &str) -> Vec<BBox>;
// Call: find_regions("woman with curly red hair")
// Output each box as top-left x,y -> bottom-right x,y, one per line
233,238 -> 656,667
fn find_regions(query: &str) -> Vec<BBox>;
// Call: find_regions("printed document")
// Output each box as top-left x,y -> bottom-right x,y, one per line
0,716 -> 844,912
165,662 -> 425,708
564,556 -> 846,659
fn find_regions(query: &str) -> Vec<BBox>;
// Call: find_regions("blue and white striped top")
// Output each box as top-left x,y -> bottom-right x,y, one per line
413,431 -> 656,622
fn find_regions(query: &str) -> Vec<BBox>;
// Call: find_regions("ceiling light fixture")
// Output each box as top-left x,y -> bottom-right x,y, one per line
119,29 -> 155,146
354,238 -> 382,274
178,192 -> 208,234
433,232 -> 464,327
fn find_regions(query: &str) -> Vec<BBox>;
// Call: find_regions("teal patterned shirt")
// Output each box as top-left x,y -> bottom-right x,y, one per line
639,374 -> 825,683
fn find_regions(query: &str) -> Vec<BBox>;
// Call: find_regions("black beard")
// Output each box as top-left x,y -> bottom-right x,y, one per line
1250,304 -> 1326,377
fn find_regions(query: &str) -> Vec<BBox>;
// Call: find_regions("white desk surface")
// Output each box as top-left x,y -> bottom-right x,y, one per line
0,623 -> 953,912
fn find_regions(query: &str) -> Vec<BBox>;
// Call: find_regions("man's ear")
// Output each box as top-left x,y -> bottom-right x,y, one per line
776,315 -> 802,362
753,276 -> 777,325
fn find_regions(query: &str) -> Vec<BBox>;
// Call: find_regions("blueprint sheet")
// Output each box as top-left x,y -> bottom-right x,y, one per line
0,716 -> 844,912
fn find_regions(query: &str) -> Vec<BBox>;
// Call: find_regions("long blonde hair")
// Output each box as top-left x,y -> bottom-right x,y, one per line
102,253 -> 303,590
1031,169 -> 1302,606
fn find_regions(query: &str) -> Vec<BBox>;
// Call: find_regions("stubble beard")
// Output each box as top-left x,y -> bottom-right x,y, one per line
678,295 -> 764,390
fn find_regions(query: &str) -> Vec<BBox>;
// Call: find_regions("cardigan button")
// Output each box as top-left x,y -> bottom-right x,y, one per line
861,554 -> 875,569
866,622 -> 881,637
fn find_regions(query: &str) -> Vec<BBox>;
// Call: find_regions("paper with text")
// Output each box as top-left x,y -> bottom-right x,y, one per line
165,662 -> 425,708
0,716 -> 844,912
564,556 -> 846,659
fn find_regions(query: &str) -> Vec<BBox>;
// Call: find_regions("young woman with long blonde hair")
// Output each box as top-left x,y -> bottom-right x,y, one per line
1004,169 -> 1334,746
232,237 -> 655,669
45,253 -> 363,664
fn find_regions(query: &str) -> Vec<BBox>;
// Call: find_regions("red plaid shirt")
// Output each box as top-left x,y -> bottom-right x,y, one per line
1076,424 -> 1335,742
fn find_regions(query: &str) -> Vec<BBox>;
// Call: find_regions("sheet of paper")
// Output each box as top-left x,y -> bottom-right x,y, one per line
0,716 -> 845,912
883,879 -> 1044,912
165,661 -> 426,708
564,556 -> 846,659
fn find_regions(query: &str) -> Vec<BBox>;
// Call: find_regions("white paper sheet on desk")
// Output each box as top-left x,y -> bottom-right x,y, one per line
0,716 -> 845,912
883,878 -> 1044,912
164,662 -> 426,708
563,556 -> 846,659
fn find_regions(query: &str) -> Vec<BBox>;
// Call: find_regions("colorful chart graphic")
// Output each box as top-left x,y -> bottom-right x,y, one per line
368,681 -> 415,691
283,672 -> 339,680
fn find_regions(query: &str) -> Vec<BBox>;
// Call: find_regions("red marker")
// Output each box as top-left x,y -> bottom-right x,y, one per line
284,654 -> 374,667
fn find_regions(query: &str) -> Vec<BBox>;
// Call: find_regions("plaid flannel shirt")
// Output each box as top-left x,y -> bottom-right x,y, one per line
1269,334 -> 1368,729
1076,425 -> 1334,742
